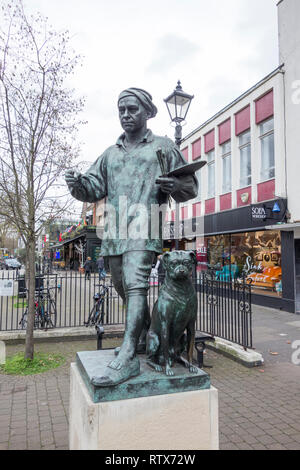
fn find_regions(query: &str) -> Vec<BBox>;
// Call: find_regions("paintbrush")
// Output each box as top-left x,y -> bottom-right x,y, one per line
156,148 -> 172,208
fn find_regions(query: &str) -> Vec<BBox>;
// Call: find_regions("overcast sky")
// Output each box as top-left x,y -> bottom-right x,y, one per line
24,0 -> 279,163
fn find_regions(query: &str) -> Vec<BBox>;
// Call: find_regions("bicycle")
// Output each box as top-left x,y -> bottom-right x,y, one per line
19,287 -> 58,330
84,284 -> 109,327
84,284 -> 109,349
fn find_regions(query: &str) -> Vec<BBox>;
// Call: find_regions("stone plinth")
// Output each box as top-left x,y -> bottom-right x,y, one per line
69,350 -> 219,450
76,349 -> 210,403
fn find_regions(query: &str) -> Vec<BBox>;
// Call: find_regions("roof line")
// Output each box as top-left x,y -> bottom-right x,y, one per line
182,64 -> 285,143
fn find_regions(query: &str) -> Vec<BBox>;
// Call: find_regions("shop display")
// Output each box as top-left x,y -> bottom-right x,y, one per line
216,262 -> 239,281
246,265 -> 282,291
195,230 -> 282,297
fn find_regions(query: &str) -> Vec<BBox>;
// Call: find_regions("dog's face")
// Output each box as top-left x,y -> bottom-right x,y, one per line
162,251 -> 196,280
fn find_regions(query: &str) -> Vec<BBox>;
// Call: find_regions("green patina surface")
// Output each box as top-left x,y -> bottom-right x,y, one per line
66,88 -> 199,388
76,349 -> 210,403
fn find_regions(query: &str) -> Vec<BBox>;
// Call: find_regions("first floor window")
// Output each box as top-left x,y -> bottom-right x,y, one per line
222,154 -> 231,193
260,118 -> 275,181
207,150 -> 215,198
193,168 -> 202,202
239,130 -> 251,188
207,164 -> 215,198
221,142 -> 231,194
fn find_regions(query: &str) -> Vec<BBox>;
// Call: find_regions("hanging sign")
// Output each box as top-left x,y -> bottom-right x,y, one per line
0,280 -> 14,296
272,202 -> 281,213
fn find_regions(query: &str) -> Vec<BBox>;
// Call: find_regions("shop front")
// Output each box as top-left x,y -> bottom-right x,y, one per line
195,230 -> 282,297
49,226 -> 101,271
164,198 -> 296,312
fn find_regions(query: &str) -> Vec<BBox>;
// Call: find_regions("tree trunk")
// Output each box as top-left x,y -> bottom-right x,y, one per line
24,237 -> 36,360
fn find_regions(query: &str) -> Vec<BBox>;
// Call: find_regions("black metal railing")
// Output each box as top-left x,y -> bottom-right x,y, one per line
0,269 -> 252,349
196,273 -> 252,349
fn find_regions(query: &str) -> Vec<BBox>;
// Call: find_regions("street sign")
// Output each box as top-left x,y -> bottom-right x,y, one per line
0,280 -> 14,296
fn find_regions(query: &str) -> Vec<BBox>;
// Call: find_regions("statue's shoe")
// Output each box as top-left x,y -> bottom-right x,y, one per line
114,343 -> 146,356
91,356 -> 140,387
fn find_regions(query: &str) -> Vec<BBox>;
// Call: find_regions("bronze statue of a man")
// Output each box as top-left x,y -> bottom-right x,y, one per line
65,88 -> 198,386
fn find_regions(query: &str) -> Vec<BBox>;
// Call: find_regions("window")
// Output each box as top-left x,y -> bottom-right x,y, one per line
207,150 -> 215,198
231,230 -> 281,297
193,168 -> 202,202
192,138 -> 201,161
239,130 -> 251,188
206,234 -> 231,272
221,142 -> 231,194
202,230 -> 282,296
260,117 -> 274,181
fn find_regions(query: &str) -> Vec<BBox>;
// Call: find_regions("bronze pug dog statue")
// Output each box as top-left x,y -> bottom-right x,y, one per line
146,251 -> 198,376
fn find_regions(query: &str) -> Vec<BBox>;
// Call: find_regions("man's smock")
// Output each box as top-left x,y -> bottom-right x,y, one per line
69,130 -> 198,256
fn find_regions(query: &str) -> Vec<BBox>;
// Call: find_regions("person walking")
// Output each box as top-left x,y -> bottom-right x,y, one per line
97,256 -> 106,282
84,257 -> 93,281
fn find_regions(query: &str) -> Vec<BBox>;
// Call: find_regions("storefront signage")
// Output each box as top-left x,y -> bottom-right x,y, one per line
243,256 -> 263,275
251,206 -> 267,220
251,200 -> 286,224
0,280 -> 14,296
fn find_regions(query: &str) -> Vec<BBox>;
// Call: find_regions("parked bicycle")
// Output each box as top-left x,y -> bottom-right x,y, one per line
84,284 -> 109,327
84,284 -> 109,349
19,287 -> 58,330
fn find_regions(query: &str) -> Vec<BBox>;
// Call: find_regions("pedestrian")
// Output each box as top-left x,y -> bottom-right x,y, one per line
156,254 -> 166,284
84,257 -> 93,280
97,256 -> 106,282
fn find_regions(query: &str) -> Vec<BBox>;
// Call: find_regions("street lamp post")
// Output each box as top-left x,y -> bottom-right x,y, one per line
164,81 -> 194,249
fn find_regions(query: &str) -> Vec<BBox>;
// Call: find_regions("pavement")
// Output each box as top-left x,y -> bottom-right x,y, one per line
0,305 -> 300,450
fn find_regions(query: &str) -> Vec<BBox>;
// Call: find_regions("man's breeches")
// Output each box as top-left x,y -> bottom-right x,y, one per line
108,251 -> 155,347
108,251 -> 155,300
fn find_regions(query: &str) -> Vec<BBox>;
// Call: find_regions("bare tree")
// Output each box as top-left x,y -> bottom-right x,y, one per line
0,216 -> 9,248
74,240 -> 85,268
0,1 -> 85,359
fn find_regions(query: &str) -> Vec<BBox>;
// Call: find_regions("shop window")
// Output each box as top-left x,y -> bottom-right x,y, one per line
207,150 -> 215,198
239,130 -> 251,188
221,142 -> 231,194
231,231 -> 281,297
260,117 -> 275,182
200,231 -> 282,296
206,235 -> 231,273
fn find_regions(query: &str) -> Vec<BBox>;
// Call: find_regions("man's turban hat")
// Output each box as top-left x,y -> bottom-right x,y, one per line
118,88 -> 158,119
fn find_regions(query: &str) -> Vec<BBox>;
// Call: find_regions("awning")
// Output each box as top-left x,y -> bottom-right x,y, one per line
265,223 -> 300,231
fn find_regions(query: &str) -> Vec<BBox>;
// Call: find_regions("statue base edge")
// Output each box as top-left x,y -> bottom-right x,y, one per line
69,362 -> 219,450
76,349 -> 210,403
